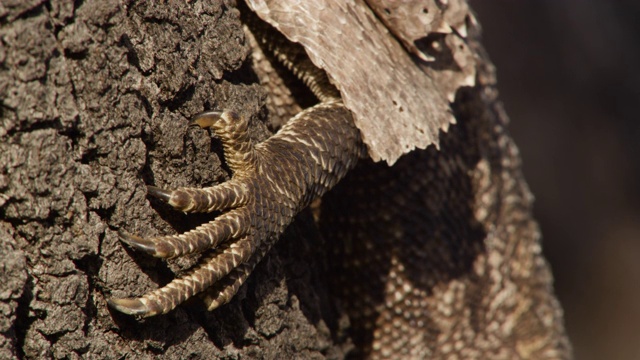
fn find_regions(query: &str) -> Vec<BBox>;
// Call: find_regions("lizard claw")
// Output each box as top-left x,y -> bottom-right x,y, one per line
146,185 -> 196,211
108,297 -> 158,317
190,110 -> 224,129
147,185 -> 172,203
117,230 -> 161,257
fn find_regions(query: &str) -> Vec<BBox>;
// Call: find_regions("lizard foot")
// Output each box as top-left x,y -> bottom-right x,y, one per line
109,105 -> 364,317
110,111 -> 279,317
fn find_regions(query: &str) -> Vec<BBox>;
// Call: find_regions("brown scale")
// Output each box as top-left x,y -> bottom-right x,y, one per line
110,3 -> 571,359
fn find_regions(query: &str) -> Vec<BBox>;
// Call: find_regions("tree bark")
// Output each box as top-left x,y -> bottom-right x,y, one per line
1,1 -> 350,358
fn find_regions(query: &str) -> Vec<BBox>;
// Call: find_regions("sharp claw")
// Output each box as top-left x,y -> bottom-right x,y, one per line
108,297 -> 153,316
147,185 -> 172,203
117,230 -> 158,256
190,110 -> 223,129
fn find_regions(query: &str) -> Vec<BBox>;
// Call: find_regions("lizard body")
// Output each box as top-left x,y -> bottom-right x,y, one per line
110,1 -> 571,358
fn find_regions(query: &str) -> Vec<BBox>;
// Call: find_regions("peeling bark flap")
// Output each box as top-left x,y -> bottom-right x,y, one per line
246,0 -> 456,164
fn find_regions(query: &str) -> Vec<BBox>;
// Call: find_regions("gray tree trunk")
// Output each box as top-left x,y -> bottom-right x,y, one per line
1,1 -> 350,358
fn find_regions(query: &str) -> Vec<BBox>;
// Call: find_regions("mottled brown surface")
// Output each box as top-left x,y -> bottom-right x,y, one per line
1,0 -> 570,359
246,0 -> 455,164
472,2 -> 640,359
364,0 -> 470,61
319,37 -> 570,359
242,2 -> 570,356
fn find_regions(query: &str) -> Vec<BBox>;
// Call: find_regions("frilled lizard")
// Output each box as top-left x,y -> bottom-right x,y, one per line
109,1 -> 571,358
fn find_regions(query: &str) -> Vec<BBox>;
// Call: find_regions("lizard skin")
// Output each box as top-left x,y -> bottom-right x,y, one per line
110,2 -> 572,359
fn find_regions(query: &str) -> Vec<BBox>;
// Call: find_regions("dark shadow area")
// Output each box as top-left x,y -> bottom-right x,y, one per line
13,275 -> 35,360
108,306 -> 200,349
320,85 -> 494,355
278,211 -> 348,344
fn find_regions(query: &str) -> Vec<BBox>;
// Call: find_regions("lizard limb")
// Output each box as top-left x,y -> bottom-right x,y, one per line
110,102 -> 366,317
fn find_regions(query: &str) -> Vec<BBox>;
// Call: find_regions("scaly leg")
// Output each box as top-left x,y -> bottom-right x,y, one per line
109,102 -> 366,317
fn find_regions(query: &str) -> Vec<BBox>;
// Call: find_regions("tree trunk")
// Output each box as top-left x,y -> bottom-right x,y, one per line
1,1 -> 350,358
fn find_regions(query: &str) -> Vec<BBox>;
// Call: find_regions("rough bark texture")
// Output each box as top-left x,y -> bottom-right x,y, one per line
1,1 -> 350,358
0,0 -> 568,359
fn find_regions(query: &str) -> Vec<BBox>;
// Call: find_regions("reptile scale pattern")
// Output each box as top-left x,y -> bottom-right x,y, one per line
110,103 -> 366,317
110,2 -> 571,358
